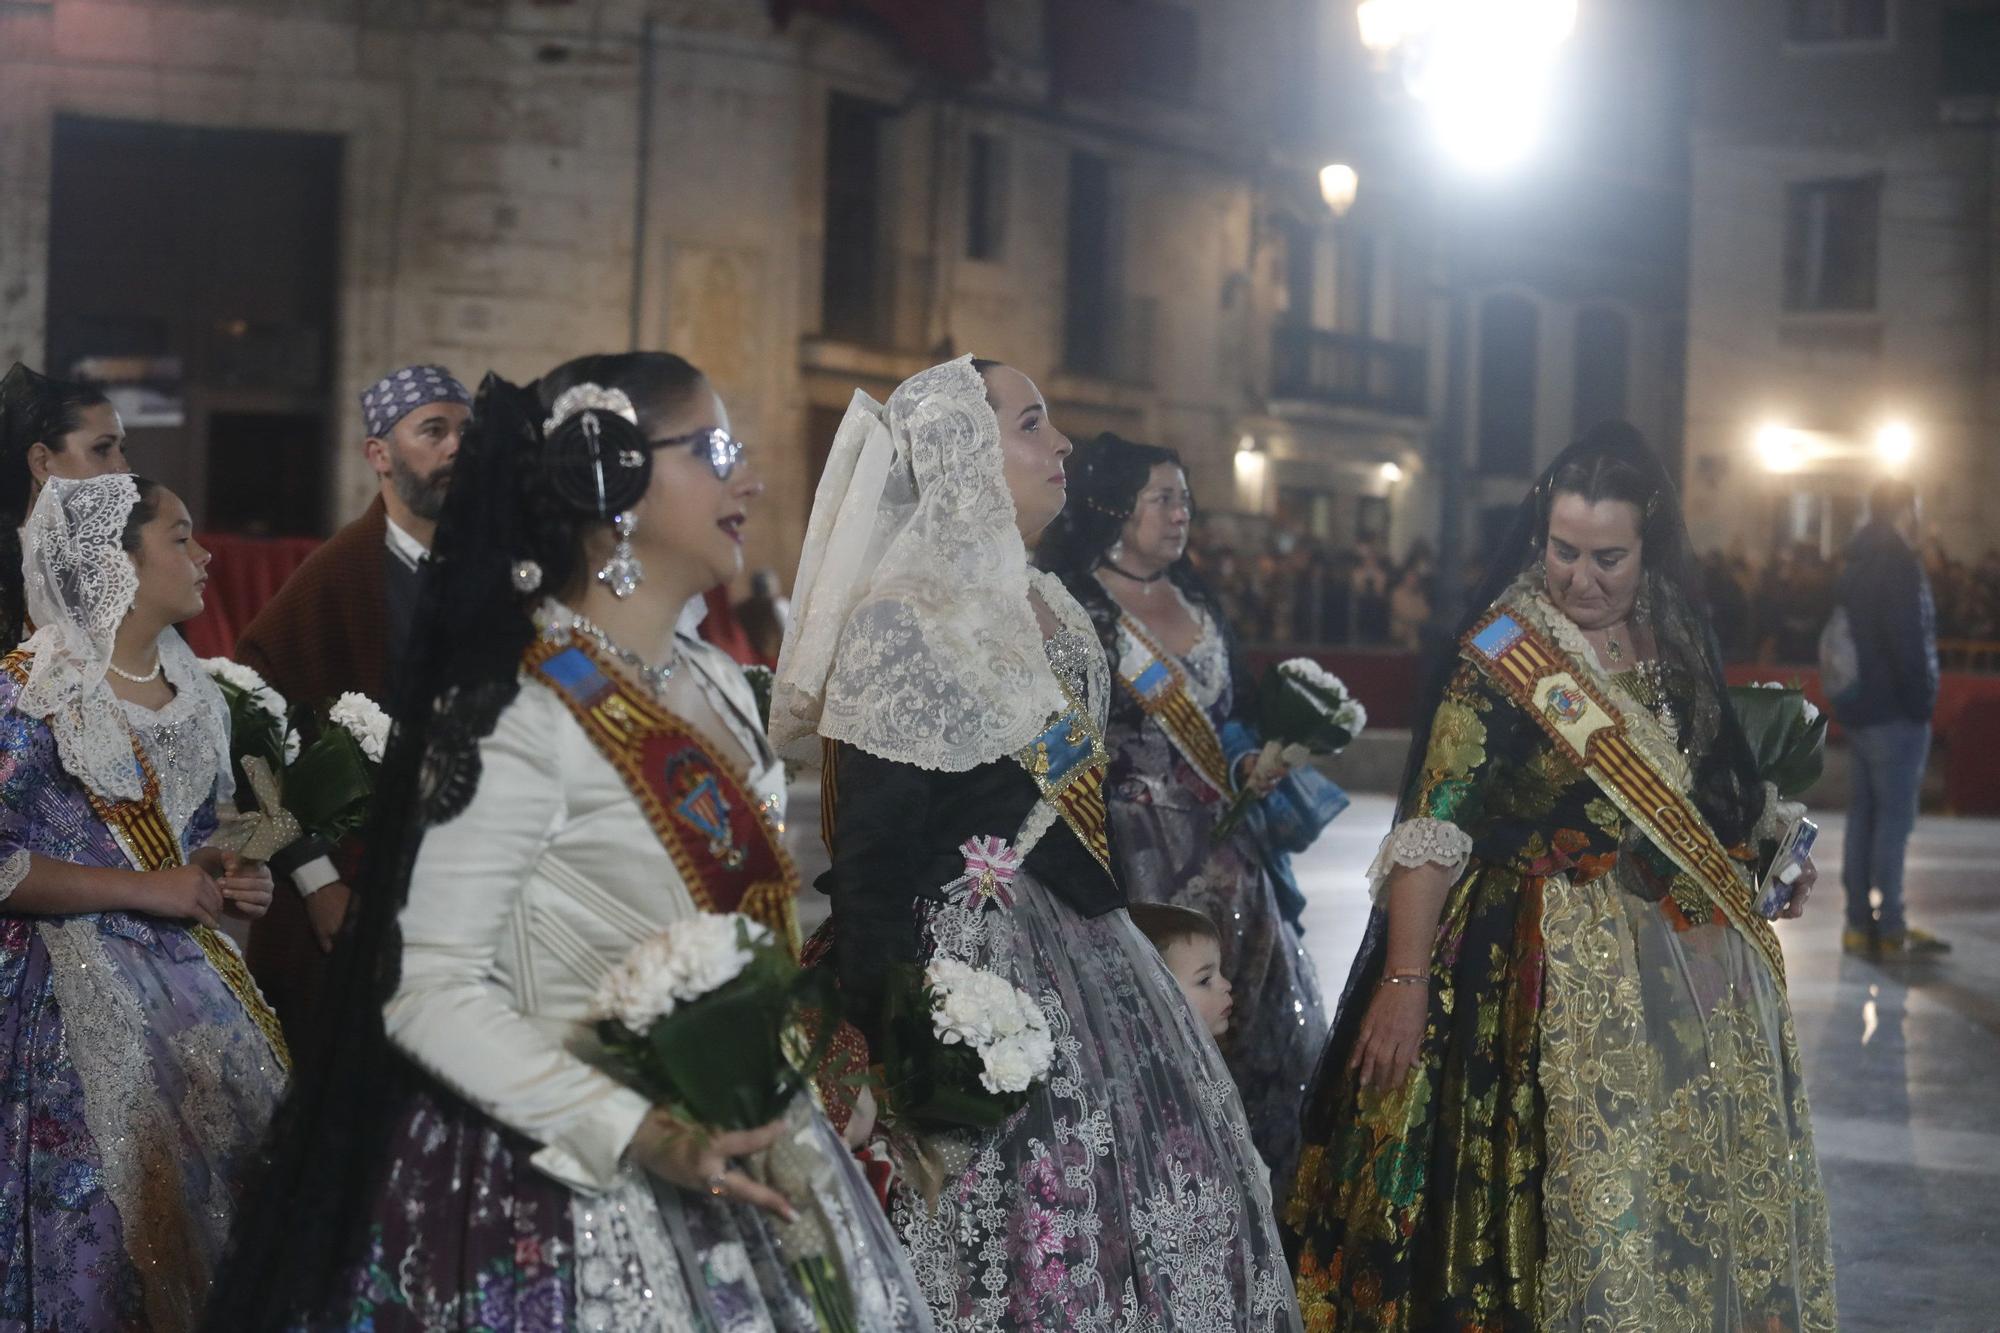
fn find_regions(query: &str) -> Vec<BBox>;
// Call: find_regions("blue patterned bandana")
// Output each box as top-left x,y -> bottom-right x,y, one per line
360,364 -> 471,439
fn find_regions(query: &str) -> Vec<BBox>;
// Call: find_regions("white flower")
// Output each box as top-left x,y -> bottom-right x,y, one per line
201,656 -> 272,696
1801,698 -> 1821,725
927,959 -> 1050,1096
329,691 -> 391,763
980,1027 -> 1054,1094
201,656 -> 288,729
1334,698 -> 1368,736
1753,680 -> 1788,691
1278,657 -> 1342,694
284,728 -> 302,765
592,913 -> 768,1032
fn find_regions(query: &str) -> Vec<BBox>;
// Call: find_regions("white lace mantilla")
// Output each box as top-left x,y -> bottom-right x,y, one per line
772,356 -> 1066,772
15,476 -> 233,809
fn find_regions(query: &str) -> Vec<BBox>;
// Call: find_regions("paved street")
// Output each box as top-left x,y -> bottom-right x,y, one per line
1300,796 -> 2000,1333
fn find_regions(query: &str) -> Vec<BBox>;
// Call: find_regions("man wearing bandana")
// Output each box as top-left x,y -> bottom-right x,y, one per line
238,363 -> 470,1038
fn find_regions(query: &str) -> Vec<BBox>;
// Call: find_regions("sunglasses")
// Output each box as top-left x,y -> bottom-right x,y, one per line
656,427 -> 748,481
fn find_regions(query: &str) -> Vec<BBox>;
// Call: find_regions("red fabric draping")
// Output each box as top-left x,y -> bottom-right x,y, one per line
180,533 -> 322,659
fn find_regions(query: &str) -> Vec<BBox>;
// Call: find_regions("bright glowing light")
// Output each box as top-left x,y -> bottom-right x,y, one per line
1755,424 -> 1807,474
1319,164 -> 1360,218
1358,0 -> 1579,171
1234,447 -> 1267,509
1379,461 -> 1404,483
1875,421 -> 1916,469
1356,0 -> 1417,56
1237,433 -> 1259,454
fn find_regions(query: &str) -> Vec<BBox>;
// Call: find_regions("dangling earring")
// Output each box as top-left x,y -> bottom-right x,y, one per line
597,511 -> 643,598
1635,582 -> 1654,623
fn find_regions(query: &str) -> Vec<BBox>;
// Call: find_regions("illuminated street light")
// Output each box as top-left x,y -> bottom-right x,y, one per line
1875,421 -> 1916,470
1356,0 -> 1580,170
1755,424 -> 1807,474
1320,164 -> 1360,218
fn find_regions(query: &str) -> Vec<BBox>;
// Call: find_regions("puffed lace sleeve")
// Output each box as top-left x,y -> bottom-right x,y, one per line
384,684 -> 652,1195
1366,663 -> 1496,899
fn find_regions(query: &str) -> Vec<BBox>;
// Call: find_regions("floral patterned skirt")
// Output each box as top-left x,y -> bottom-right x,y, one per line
1285,858 -> 1837,1332
895,868 -> 1303,1331
312,1078 -> 933,1332
0,914 -> 284,1333
1108,782 -> 1330,1184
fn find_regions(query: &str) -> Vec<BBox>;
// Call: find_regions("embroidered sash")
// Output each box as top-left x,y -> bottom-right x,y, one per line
1013,704 -> 1113,875
0,652 -> 292,1067
1462,604 -> 1787,984
525,632 -> 801,955
1115,614 -> 1235,798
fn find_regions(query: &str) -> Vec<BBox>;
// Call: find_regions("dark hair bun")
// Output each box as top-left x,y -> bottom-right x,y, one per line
543,401 -> 652,518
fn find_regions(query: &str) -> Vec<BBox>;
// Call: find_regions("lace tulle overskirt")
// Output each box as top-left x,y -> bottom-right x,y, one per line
1107,773 -> 1328,1185
895,869 -> 1304,1331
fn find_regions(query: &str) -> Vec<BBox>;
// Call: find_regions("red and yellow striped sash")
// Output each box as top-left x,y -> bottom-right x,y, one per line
1464,607 -> 1785,983
1115,614 -> 1235,798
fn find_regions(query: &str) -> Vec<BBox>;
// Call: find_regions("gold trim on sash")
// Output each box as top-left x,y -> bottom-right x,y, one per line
1014,689 -> 1114,875
1114,613 -> 1236,798
1463,604 -> 1787,984
524,633 -> 803,956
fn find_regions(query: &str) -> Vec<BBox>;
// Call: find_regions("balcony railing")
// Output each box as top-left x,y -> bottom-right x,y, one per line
1271,327 -> 1426,418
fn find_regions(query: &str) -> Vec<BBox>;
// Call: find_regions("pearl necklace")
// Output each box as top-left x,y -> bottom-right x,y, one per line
107,657 -> 163,685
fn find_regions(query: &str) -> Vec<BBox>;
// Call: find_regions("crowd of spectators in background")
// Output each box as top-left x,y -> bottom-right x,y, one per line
1186,526 -> 2000,667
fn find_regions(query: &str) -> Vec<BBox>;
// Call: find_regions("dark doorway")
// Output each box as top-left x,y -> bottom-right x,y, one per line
46,115 -> 341,535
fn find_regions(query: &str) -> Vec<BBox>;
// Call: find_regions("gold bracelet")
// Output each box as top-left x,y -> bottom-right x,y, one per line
1380,971 -> 1428,987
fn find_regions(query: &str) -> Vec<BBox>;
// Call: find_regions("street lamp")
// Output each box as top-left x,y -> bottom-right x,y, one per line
1355,0 -> 1580,170
1320,164 -> 1360,218
1875,421 -> 1916,471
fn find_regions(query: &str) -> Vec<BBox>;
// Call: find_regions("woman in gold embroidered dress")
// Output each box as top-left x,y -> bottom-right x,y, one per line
1284,423 -> 1837,1331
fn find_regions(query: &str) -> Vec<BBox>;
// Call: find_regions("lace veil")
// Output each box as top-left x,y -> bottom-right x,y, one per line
16,475 -> 229,804
772,355 -> 1063,772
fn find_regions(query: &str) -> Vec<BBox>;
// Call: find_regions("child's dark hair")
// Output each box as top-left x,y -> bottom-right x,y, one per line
1128,902 -> 1220,956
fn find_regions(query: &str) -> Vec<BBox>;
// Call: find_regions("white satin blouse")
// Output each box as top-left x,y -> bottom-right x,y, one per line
383,631 -> 784,1194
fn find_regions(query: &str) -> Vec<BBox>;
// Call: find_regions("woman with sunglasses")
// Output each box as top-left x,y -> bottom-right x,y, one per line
211,353 -> 933,1331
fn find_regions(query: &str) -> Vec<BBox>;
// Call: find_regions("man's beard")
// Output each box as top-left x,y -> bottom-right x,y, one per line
390,451 -> 453,521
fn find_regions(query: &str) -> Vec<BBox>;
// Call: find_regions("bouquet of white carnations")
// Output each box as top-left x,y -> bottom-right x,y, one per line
1211,657 -> 1366,840
877,957 -> 1054,1131
202,659 -> 389,860
592,913 -> 855,1328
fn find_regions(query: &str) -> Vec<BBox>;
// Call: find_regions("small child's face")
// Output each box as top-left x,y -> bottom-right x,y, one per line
1163,936 -> 1232,1038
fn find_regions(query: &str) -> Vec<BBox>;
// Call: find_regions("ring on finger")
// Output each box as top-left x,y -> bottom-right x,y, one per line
706,1173 -> 727,1197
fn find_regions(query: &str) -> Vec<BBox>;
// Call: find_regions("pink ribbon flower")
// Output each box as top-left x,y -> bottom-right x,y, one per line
944,835 -> 1021,912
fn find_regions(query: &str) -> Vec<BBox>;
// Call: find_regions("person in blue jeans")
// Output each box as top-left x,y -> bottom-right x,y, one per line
1834,478 -> 1948,954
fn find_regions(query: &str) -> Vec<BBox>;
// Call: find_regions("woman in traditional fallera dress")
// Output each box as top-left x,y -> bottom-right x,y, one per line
0,474 -> 286,1331
772,356 -> 1302,1331
210,354 -> 932,1332
1284,423 -> 1837,1331
1036,432 -> 1334,1185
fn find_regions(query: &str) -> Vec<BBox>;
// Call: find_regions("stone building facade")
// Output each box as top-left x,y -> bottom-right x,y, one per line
2,0 -> 1701,608
1684,0 -> 2000,561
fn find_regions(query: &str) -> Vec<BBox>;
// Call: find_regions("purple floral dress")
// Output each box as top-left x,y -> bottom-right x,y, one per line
0,671 -> 287,1332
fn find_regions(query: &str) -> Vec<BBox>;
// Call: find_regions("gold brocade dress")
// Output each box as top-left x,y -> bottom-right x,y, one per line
1284,633 -> 1837,1332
